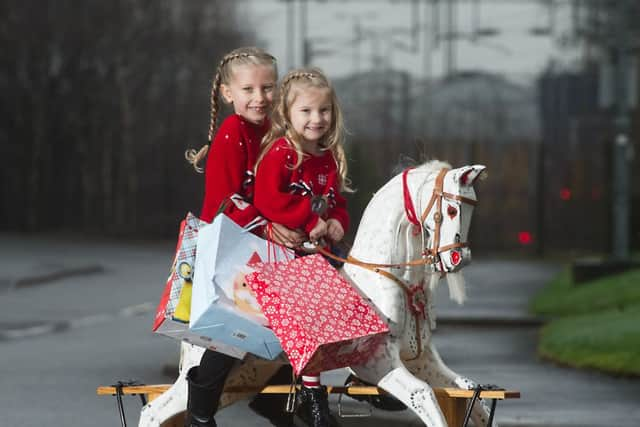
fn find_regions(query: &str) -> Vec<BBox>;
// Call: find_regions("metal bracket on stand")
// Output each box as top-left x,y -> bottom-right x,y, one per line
337,392 -> 373,418
462,384 -> 503,427
112,380 -> 146,427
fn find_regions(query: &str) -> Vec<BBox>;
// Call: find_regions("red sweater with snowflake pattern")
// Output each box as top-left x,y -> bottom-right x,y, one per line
254,137 -> 349,236
200,114 -> 269,229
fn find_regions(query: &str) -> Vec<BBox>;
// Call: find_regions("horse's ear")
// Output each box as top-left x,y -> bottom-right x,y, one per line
458,165 -> 487,186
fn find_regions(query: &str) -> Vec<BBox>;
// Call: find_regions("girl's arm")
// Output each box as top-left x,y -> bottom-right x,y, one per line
200,116 -> 262,228
254,143 -> 320,234
328,189 -> 349,235
325,163 -> 349,235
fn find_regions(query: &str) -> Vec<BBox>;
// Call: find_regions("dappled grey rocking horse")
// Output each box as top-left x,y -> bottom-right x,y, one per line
139,160 -> 492,427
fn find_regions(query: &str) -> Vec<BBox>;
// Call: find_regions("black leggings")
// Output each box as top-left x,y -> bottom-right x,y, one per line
193,349 -> 237,389
190,348 -> 292,419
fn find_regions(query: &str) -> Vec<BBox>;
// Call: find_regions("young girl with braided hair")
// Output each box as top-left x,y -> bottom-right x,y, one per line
184,47 -> 303,427
254,68 -> 352,427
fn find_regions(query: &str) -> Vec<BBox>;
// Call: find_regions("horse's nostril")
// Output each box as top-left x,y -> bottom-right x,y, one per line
451,250 -> 461,265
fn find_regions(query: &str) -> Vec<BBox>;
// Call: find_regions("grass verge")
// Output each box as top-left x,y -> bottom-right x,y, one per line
538,304 -> 640,376
530,268 -> 640,316
532,267 -> 640,376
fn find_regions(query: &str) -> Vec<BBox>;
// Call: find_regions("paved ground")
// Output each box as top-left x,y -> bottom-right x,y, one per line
1,232 -> 639,426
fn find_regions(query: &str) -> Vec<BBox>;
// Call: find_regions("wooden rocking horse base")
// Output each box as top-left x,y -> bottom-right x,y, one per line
97,382 -> 520,427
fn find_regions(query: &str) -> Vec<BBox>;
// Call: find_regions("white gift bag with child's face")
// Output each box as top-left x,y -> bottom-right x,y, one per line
190,214 -> 292,360
152,213 -> 247,359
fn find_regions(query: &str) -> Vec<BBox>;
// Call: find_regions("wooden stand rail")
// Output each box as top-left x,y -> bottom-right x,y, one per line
98,382 -> 519,427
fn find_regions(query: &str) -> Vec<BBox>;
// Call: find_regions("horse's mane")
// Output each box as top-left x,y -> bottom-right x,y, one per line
413,159 -> 452,175
376,159 -> 451,197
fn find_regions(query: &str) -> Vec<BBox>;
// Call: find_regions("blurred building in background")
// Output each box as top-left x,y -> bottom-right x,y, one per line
1,0 -> 638,257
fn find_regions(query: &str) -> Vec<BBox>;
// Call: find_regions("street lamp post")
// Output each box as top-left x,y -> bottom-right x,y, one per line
611,1 -> 633,261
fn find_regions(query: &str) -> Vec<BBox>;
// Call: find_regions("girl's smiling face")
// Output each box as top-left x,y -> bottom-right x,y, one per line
221,63 -> 276,125
288,86 -> 332,154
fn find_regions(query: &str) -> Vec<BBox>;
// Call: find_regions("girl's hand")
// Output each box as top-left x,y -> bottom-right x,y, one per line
269,223 -> 306,248
326,219 -> 344,242
309,218 -> 328,242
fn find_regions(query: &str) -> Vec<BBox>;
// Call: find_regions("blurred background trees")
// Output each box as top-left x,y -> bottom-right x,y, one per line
1,0 -> 639,257
1,0 -> 253,235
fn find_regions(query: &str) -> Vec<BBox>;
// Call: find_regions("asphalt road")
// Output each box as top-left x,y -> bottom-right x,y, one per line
0,233 -> 638,426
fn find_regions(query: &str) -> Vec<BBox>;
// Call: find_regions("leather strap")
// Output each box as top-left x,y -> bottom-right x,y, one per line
440,191 -> 478,206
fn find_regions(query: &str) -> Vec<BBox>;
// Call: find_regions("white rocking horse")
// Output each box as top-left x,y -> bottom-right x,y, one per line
139,160 -> 492,427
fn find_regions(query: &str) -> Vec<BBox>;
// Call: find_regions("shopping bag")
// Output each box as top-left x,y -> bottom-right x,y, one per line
189,214 -> 292,360
245,254 -> 390,375
152,213 -> 246,359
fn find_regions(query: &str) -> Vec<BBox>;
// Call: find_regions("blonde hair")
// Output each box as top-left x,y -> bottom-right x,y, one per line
185,47 -> 277,173
257,68 -> 353,192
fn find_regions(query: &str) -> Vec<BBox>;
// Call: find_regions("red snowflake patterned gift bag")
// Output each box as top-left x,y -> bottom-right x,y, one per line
245,254 -> 389,376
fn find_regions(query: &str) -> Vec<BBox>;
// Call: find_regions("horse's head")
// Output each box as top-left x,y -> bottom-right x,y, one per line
402,164 -> 485,304
420,165 -> 486,275
347,161 -> 486,306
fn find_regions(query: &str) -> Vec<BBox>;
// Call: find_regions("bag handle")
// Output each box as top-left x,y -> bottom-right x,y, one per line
265,223 -> 293,264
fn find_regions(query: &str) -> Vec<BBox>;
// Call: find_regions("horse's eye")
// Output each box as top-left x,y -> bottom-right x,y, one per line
447,205 -> 457,219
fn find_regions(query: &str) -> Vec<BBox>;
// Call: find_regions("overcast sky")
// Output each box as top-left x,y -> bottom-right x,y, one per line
244,0 -> 582,83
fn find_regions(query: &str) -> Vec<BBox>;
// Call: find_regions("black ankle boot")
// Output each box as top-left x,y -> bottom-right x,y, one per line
295,385 -> 340,427
186,367 -> 218,427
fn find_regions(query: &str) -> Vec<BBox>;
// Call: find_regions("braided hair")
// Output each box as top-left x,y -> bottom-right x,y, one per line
257,68 -> 353,193
185,47 -> 277,173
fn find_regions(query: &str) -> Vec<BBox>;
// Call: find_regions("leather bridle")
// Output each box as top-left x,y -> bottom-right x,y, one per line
403,167 -> 477,267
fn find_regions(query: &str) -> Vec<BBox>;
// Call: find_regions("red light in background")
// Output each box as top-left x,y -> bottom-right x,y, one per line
560,188 -> 572,201
518,231 -> 533,245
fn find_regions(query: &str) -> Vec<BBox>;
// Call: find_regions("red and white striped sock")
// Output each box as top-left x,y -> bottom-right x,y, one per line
302,374 -> 321,389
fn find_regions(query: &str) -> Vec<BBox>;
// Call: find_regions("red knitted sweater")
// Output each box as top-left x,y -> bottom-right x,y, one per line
200,114 -> 269,229
254,137 -> 349,235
